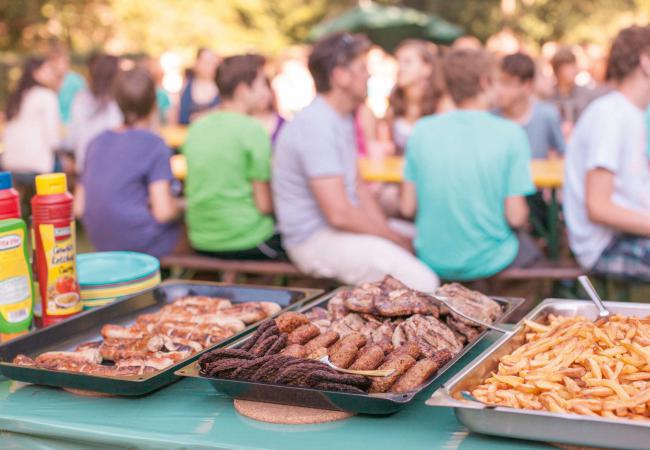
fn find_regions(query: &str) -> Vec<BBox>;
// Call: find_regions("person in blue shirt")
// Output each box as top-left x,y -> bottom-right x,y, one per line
493,52 -> 565,159
493,52 -> 566,235
400,48 -> 541,281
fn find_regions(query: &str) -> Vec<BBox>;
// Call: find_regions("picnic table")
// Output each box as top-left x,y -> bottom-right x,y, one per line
161,125 -> 187,150
358,156 -> 565,260
0,332 -> 552,449
164,117 -> 565,261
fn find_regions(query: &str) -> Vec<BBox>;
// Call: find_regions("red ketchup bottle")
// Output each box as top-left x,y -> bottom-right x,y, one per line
0,172 -> 21,220
31,174 -> 81,327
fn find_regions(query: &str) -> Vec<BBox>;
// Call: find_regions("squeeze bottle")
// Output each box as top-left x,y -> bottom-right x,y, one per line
0,172 -> 21,220
31,174 -> 81,327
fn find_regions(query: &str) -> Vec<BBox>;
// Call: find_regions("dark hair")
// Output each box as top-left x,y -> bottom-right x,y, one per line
113,68 -> 156,125
5,58 -> 46,121
606,25 -> 650,81
389,39 -> 445,118
308,32 -> 371,93
196,47 -> 211,60
443,48 -> 493,105
501,52 -> 536,82
88,53 -> 120,103
550,47 -> 577,75
46,39 -> 69,59
216,54 -> 266,100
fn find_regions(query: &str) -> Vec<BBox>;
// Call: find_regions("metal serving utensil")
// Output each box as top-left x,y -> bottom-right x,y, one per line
460,390 -> 498,409
577,275 -> 611,321
429,295 -> 511,334
318,355 -> 395,377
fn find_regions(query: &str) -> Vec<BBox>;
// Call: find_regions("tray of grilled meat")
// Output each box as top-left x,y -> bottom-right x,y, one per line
427,298 -> 650,450
0,280 -> 322,395
176,276 -> 524,414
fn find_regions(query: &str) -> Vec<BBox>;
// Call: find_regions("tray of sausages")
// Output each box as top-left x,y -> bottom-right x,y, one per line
176,276 -> 524,414
0,280 -> 322,396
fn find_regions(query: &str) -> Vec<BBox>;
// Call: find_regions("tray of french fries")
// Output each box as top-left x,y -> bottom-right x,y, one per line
0,280 -> 322,396
426,298 -> 650,449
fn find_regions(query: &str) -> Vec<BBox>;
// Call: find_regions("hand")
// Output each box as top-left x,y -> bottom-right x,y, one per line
392,233 -> 414,254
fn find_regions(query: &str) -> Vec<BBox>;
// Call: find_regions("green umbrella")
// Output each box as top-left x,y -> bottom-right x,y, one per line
308,2 -> 463,52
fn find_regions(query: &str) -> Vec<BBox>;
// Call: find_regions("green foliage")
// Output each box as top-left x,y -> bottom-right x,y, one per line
1,0 -> 649,56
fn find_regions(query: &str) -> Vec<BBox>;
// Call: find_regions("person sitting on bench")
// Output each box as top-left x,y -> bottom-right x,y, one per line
273,33 -> 439,292
182,54 -> 285,261
400,48 -> 541,281
565,26 -> 650,280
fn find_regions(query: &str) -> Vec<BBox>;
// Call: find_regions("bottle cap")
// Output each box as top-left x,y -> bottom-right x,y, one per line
0,172 -> 12,190
35,173 -> 67,195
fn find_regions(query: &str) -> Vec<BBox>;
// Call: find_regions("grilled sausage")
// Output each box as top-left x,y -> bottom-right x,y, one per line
287,324 -> 320,345
388,342 -> 421,361
281,344 -> 307,358
330,332 -> 366,355
349,345 -> 385,370
303,331 -> 340,354
390,358 -> 441,393
275,312 -> 310,334
328,343 -> 359,369
369,354 -> 416,393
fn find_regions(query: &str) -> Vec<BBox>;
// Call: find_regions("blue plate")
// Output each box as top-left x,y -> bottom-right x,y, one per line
77,252 -> 160,287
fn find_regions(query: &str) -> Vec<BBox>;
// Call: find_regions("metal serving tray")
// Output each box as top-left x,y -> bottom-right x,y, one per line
176,288 -> 524,414
427,298 -> 650,450
0,280 -> 322,396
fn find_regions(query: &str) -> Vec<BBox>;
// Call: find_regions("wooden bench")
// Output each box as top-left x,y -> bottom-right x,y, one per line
160,253 -> 302,283
494,261 -> 585,281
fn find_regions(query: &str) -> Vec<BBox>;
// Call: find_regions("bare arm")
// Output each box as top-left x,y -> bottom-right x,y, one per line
74,184 -> 85,218
148,180 -> 183,223
586,168 -> 650,235
356,178 -> 388,226
504,196 -> 529,229
400,181 -> 417,219
310,176 -> 408,247
252,181 -> 273,215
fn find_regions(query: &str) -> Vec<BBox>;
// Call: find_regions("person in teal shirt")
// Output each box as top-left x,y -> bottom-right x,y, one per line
646,105 -> 650,158
401,48 -> 541,280
58,71 -> 85,123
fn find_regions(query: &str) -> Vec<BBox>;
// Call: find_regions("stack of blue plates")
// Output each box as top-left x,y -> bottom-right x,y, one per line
77,252 -> 161,310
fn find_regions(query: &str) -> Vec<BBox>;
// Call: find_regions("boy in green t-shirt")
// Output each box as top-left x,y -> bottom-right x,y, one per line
400,48 -> 541,280
182,54 -> 285,260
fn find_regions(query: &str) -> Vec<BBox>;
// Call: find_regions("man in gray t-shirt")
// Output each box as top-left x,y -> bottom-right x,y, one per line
272,33 -> 439,292
274,96 -> 358,247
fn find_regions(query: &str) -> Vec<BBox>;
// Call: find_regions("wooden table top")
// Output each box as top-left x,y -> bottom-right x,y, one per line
164,124 -> 564,190
359,156 -> 564,189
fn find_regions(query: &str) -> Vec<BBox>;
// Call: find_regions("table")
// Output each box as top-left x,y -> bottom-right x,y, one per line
358,156 -> 564,189
0,334 -> 551,449
359,157 -> 565,260
161,125 -> 188,150
529,159 -> 564,260
169,152 -> 565,260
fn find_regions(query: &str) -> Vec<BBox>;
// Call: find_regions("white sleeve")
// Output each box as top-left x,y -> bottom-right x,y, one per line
583,109 -> 624,173
41,90 -> 61,152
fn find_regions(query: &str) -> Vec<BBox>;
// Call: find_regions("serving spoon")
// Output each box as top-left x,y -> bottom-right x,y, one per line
577,275 -> 611,321
317,355 -> 395,377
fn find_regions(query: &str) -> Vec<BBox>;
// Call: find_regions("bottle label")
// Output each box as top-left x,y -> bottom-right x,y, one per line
39,222 -> 81,316
0,228 -> 33,324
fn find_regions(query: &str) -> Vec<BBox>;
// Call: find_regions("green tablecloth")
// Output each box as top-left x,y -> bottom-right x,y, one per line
0,335 -> 551,450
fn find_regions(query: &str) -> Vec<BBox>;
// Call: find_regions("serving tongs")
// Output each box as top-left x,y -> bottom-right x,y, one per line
578,275 -> 612,321
429,294 -> 511,334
